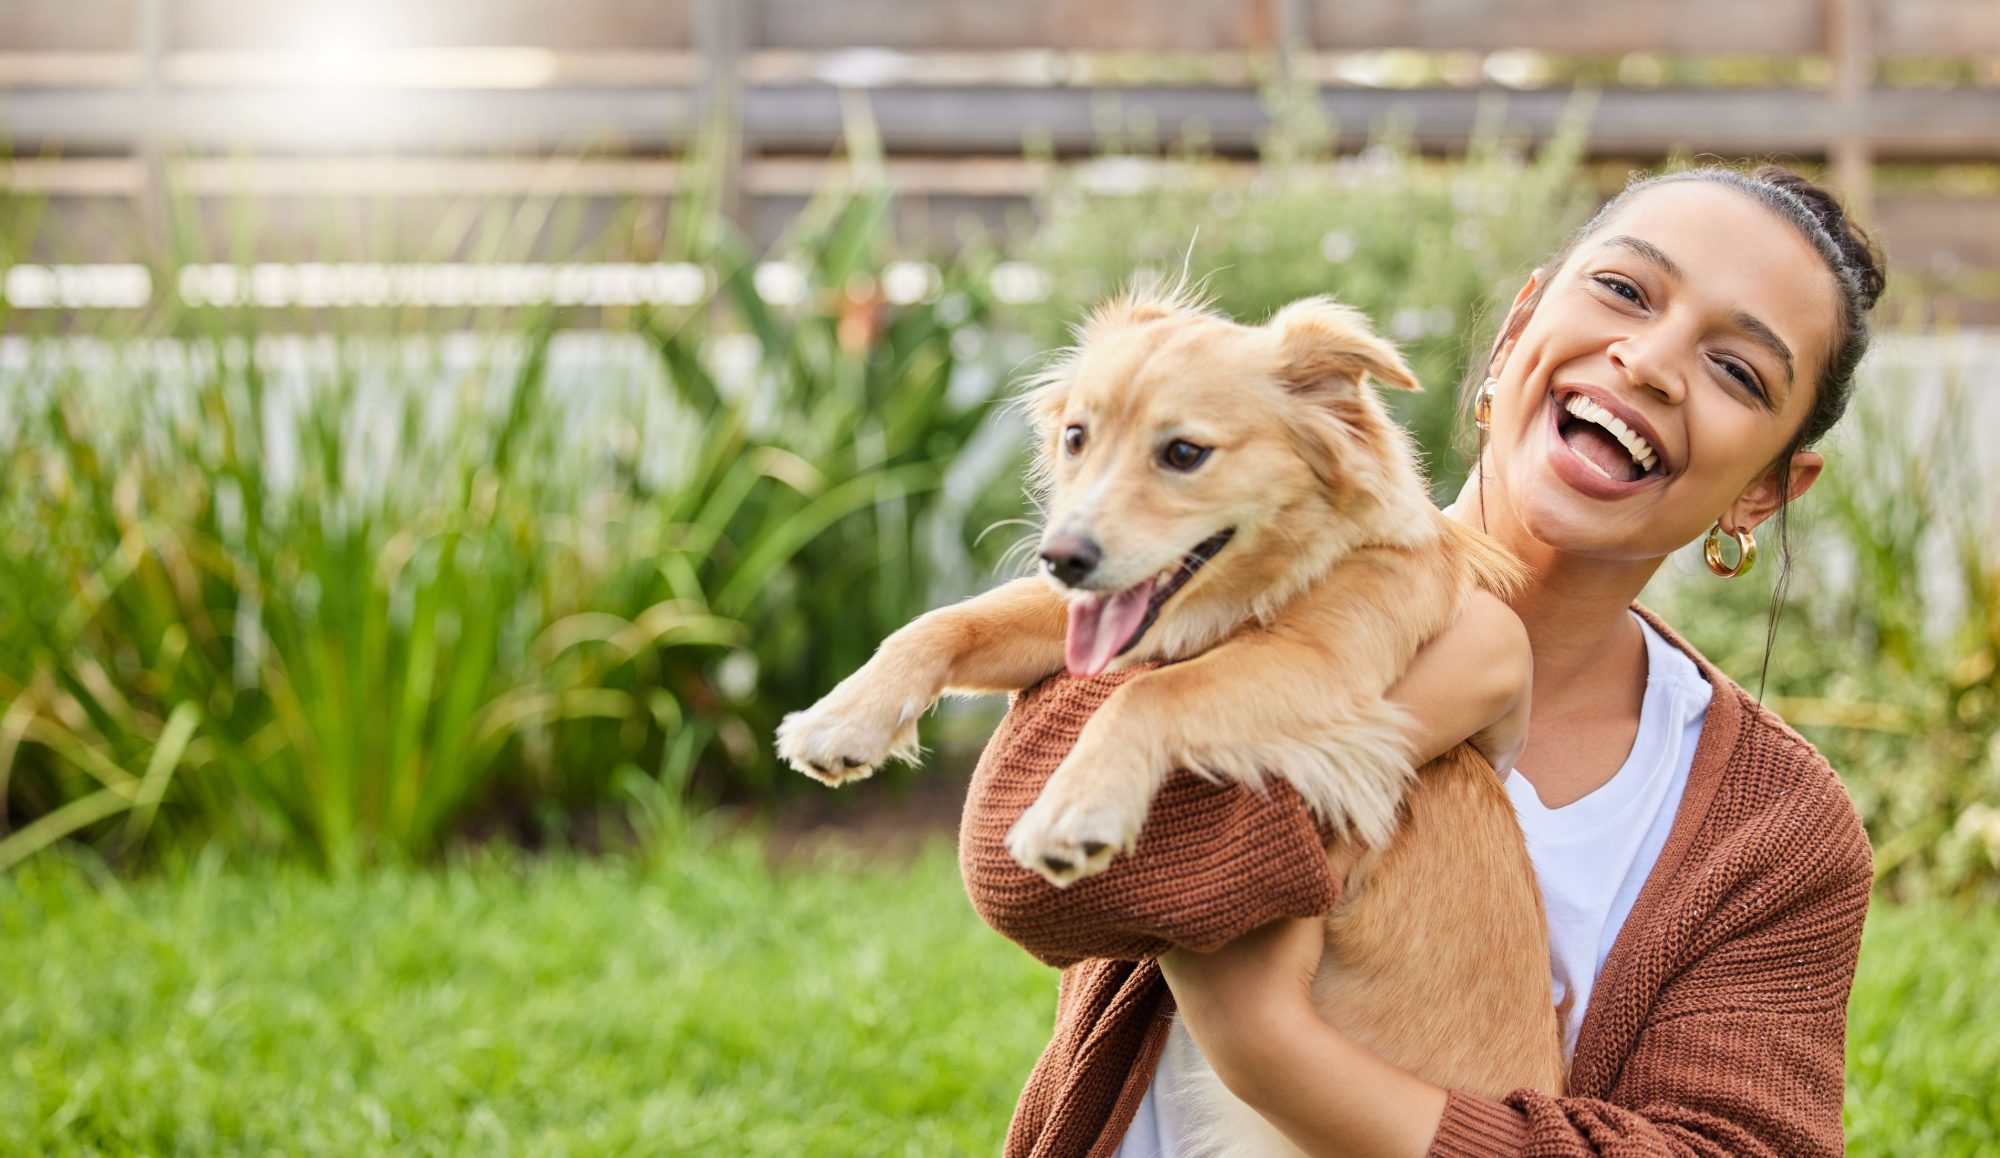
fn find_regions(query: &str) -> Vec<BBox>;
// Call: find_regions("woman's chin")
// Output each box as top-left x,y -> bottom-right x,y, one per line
1506,487 -> 1682,565
1483,449 -> 1697,564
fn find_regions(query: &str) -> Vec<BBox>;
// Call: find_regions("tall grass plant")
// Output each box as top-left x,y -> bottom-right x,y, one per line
0,147 -> 1021,870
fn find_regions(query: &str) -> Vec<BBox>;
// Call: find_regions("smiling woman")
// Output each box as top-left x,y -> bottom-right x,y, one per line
1481,178 -> 1845,564
963,163 -> 1889,1158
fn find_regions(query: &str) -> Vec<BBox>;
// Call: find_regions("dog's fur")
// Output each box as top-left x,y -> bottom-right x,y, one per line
777,287 -> 1564,1154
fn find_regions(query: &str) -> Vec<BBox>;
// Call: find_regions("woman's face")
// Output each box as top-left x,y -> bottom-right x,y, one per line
1482,181 -> 1838,564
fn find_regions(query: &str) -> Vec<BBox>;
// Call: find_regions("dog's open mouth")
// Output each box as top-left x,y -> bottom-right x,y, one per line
1064,528 -> 1236,677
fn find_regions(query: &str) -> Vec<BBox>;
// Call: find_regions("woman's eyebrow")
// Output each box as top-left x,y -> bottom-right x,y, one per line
1601,235 -> 1683,280
1731,310 -> 1796,390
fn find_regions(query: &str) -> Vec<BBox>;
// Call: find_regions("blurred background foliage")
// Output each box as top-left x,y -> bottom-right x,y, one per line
1648,352 -> 2000,902
1,88 -> 1996,904
0,149 -> 1024,872
1021,85 -> 1595,487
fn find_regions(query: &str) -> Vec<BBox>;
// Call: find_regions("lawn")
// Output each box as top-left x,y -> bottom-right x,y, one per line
0,831 -> 1052,1156
2,831 -> 1992,1156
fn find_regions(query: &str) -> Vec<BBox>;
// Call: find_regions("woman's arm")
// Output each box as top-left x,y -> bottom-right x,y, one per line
1387,589 -> 1532,776
961,592 -> 1533,967
1159,916 -> 1451,1156
960,664 -> 1344,967
1162,789 -> 1875,1157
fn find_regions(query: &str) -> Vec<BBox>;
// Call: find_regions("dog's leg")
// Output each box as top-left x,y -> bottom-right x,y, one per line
776,576 -> 1067,785
1008,550 -> 1458,883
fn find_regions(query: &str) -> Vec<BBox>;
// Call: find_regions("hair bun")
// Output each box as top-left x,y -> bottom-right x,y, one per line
1751,164 -> 1888,310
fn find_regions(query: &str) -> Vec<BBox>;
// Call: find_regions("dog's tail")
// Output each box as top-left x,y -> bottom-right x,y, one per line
1436,514 -> 1533,599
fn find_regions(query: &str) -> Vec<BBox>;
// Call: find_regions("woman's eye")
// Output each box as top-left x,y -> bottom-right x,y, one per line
1717,358 -> 1765,397
1063,425 -> 1086,455
1593,275 -> 1642,304
1161,440 -> 1210,471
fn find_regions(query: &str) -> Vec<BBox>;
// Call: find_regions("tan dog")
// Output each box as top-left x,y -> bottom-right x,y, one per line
777,287 -> 1564,1150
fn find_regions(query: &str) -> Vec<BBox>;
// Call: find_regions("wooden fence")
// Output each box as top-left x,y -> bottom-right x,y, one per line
3,0 -> 1998,318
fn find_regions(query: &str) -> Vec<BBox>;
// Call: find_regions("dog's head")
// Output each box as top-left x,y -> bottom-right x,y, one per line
1022,286 -> 1437,676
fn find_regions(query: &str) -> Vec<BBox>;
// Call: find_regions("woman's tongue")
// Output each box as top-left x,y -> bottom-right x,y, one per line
1065,577 -> 1157,677
1562,420 -> 1640,482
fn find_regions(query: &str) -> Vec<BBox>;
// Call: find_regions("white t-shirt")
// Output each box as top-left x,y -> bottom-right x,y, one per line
1505,612 -> 1712,1058
1114,612 -> 1712,1156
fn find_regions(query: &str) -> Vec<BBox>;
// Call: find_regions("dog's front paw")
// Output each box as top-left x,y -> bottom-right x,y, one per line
775,683 -> 925,786
1005,777 -> 1147,887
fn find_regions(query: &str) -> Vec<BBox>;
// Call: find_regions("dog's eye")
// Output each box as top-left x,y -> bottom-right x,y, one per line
1161,440 -> 1210,471
1063,425 -> 1086,455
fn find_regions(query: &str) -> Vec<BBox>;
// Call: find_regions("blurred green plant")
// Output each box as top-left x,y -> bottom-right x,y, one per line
1017,79 -> 1595,491
0,139 -> 1018,870
5,92 -> 1997,901
631,174 -> 1016,807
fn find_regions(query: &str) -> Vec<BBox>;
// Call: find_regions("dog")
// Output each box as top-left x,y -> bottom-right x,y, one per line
777,286 -> 1564,1152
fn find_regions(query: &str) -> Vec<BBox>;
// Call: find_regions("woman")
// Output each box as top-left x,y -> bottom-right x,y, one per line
959,164 -> 1883,1157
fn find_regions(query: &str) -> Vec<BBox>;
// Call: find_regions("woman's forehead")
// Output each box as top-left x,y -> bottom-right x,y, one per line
1574,183 -> 1833,296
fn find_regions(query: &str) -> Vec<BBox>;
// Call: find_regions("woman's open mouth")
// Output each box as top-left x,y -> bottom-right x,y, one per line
1547,390 -> 1670,498
1064,528 -> 1235,677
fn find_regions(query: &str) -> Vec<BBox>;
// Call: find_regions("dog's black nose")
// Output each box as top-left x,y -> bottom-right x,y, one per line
1040,535 -> 1101,586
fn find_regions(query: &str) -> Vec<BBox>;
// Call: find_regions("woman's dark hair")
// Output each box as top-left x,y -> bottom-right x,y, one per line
1462,163 -> 1888,693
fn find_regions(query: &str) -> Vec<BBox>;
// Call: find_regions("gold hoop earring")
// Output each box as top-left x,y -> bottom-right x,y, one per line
1704,522 -> 1758,578
1475,376 -> 1496,430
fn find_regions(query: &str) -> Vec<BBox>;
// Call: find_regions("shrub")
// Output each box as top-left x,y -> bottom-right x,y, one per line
0,171 -> 1021,869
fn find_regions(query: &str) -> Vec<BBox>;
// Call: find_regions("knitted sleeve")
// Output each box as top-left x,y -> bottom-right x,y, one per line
959,666 -> 1343,969
1427,783 -> 1874,1158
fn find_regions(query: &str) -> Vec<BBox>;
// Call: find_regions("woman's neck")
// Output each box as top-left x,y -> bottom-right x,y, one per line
1506,554 -> 1657,711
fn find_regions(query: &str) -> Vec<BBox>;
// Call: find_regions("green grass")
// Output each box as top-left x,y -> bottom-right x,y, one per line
1,836 -> 1992,1156
1846,897 -> 2000,1156
0,833 -> 1053,1156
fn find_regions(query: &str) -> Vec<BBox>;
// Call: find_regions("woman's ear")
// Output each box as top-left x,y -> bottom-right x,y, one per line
1727,449 -> 1824,534
1486,268 -> 1543,380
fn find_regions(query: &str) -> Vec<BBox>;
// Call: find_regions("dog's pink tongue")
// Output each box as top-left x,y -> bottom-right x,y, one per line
1065,580 -> 1157,677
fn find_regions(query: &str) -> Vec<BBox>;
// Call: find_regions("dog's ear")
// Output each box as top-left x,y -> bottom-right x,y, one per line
1270,296 -> 1421,397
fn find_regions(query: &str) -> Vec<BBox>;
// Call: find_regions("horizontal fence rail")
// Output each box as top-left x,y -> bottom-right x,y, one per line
2,0 -> 1998,319
5,84 -> 2000,158
6,0 -> 2000,57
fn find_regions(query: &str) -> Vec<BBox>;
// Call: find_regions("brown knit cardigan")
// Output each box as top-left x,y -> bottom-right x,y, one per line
958,608 -> 1875,1157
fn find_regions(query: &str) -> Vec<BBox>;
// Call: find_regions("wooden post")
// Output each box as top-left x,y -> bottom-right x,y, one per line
139,0 -> 170,253
1826,0 -> 1874,221
695,0 -> 753,232
1271,0 -> 1307,83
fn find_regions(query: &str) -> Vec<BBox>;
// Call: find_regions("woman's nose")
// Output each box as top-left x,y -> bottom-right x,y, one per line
1607,332 -> 1688,406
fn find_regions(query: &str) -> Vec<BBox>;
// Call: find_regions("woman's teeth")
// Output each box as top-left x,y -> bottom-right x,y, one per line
1562,394 -> 1659,472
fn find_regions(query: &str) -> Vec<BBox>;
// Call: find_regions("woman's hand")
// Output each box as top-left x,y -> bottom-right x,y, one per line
1387,588 -> 1532,776
1159,917 -> 1326,1063
1158,918 -> 1452,1157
